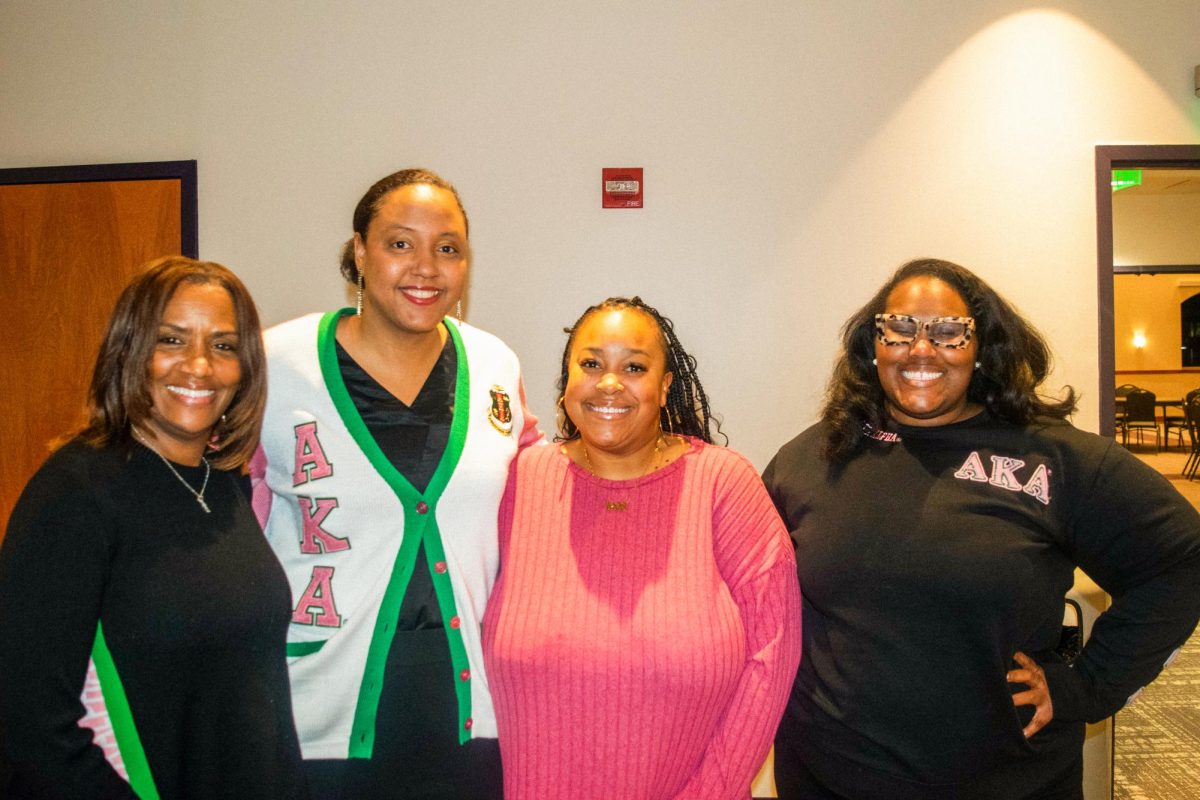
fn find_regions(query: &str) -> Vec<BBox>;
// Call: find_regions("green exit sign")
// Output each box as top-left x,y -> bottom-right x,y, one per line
1112,169 -> 1142,192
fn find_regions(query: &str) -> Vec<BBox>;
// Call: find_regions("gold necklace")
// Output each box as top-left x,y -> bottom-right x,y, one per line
580,435 -> 665,477
134,432 -> 212,513
579,435 -> 668,511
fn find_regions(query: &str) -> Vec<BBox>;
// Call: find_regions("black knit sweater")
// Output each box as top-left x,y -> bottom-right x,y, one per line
763,412 -> 1200,799
0,440 -> 306,799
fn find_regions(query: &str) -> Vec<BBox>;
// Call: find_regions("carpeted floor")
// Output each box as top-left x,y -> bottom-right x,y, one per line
1113,449 -> 1200,800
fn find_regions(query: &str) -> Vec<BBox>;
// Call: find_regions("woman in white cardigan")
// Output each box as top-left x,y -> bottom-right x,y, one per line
254,168 -> 539,799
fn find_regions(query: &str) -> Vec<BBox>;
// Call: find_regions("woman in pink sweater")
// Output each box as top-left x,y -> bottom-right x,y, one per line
483,297 -> 801,799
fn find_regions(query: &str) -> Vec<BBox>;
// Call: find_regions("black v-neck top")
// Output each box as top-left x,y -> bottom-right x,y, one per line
334,336 -> 456,494
335,334 -> 457,630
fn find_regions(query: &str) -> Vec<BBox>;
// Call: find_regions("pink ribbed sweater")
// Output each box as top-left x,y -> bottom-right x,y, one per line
482,439 -> 801,800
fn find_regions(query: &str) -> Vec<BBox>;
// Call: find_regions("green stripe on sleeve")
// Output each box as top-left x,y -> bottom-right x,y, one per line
91,625 -> 160,799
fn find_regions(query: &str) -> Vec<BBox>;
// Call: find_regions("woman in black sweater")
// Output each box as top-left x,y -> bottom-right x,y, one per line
765,258 -> 1200,799
0,257 -> 305,799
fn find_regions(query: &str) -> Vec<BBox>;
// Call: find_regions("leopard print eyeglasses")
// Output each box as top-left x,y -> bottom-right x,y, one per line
874,314 -> 975,349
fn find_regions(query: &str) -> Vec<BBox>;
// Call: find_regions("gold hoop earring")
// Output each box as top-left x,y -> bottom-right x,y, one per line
356,273 -> 364,317
556,396 -> 568,437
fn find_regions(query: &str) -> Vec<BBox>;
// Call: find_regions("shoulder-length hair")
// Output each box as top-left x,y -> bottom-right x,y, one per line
78,256 -> 266,470
821,258 -> 1076,461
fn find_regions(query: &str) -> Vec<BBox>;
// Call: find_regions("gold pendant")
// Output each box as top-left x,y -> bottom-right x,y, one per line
605,501 -> 628,512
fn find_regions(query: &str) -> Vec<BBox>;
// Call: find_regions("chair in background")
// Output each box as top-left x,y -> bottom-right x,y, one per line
1114,383 -> 1140,430
1163,388 -> 1200,450
1120,388 -> 1160,451
1185,395 -> 1200,480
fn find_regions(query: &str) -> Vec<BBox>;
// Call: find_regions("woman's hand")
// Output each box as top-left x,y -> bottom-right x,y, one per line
1008,650 -> 1054,738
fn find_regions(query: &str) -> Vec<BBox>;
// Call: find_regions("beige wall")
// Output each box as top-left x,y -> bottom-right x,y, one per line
3,1 -> 1200,467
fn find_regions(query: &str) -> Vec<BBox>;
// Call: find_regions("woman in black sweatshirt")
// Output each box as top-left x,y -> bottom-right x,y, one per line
765,258 -> 1200,799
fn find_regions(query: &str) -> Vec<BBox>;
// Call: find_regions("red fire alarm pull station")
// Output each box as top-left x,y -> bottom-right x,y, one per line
602,167 -> 643,208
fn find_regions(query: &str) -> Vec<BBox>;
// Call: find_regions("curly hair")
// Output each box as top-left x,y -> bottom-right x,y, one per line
821,258 -> 1076,461
555,297 -> 725,445
338,168 -> 469,283
77,256 -> 266,470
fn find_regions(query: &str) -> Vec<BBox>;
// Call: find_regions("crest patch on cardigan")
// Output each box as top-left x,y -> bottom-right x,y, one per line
488,385 -> 514,436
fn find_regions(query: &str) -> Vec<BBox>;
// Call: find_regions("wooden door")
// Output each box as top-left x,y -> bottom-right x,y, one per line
0,162 -> 197,539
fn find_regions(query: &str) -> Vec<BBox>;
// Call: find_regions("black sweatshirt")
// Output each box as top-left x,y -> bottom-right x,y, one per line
763,412 -> 1200,799
0,440 -> 306,799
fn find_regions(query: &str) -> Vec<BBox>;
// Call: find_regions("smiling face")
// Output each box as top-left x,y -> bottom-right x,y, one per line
354,183 -> 469,341
141,281 -> 242,463
875,276 -> 979,427
564,308 -> 674,459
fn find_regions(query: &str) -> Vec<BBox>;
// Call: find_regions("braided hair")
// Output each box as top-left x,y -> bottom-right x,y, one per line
555,296 -> 725,444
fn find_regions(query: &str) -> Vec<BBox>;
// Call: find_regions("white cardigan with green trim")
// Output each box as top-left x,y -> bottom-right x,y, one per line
259,311 -> 531,759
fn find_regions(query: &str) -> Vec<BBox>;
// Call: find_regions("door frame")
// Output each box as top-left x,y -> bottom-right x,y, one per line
0,160 -> 198,257
1094,145 -> 1200,437
0,158 -> 197,788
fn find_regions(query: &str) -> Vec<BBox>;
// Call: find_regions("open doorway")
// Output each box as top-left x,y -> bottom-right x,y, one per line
1095,146 -> 1200,437
1095,145 -> 1200,800
1110,166 -> 1200,450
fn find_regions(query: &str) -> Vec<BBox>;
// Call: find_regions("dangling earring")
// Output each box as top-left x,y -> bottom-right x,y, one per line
556,396 -> 568,437
356,273 -> 365,317
207,413 -> 227,452
455,299 -> 463,320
